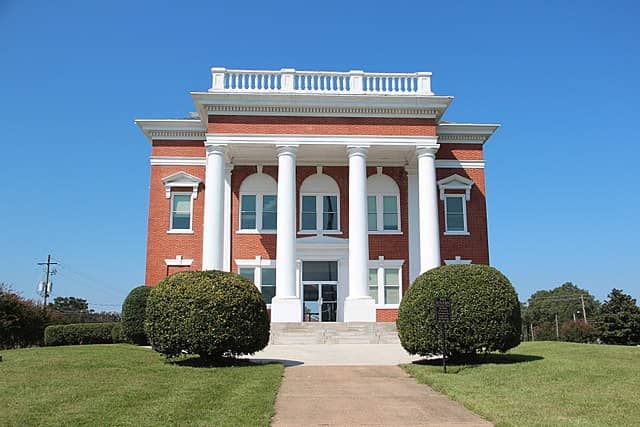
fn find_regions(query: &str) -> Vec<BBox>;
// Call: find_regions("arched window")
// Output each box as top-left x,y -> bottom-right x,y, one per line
239,172 -> 278,232
367,171 -> 400,232
300,171 -> 340,233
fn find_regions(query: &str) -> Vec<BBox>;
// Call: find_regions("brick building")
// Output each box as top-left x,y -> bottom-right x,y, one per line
136,67 -> 498,323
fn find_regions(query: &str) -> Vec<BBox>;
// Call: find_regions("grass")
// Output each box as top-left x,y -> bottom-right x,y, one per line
403,341 -> 640,426
0,344 -> 283,427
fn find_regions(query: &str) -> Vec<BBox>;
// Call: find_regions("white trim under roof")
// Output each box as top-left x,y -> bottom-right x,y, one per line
437,123 -> 500,144
135,119 -> 206,142
204,133 -> 439,147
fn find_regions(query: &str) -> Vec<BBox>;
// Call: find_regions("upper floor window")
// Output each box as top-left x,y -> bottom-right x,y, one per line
171,193 -> 192,230
437,174 -> 473,236
300,171 -> 340,233
239,171 -> 277,233
162,171 -> 201,234
367,170 -> 400,232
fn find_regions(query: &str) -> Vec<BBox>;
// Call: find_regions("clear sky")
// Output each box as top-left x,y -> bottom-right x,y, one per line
1,0 -> 638,311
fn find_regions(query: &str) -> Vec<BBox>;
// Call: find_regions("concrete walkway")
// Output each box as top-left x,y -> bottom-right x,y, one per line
271,365 -> 492,426
246,343 -> 422,366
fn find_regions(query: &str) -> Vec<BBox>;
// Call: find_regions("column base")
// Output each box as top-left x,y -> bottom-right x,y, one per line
343,296 -> 376,322
270,297 -> 302,323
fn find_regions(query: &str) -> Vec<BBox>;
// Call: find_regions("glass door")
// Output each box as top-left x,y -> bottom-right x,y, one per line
302,261 -> 338,322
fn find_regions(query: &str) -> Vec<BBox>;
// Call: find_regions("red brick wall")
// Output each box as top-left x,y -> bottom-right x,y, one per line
437,167 -> 489,265
208,115 -> 436,136
151,140 -> 205,157
376,309 -> 398,322
145,164 -> 205,286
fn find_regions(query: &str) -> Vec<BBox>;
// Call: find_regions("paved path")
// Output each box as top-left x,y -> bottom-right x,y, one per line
246,343 -> 422,366
271,365 -> 492,426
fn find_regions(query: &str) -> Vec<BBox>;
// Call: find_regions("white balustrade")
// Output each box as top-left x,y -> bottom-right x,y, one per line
210,68 -> 433,95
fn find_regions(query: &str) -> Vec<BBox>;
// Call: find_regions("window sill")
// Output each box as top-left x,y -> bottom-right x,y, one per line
375,304 -> 400,309
166,229 -> 194,234
368,230 -> 403,235
298,230 -> 342,235
236,230 -> 277,235
444,231 -> 470,236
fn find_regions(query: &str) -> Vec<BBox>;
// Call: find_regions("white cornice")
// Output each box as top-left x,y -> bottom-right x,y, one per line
135,119 -> 205,142
192,92 -> 452,120
437,123 -> 499,144
204,133 -> 439,147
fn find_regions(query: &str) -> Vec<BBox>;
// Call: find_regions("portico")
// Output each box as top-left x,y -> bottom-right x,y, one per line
136,66 -> 498,324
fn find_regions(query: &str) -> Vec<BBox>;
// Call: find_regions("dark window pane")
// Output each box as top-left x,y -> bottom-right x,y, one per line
323,213 -> 337,230
172,215 -> 190,230
262,212 -> 276,230
445,196 -> 463,214
383,213 -> 398,230
262,195 -> 277,212
321,284 -> 337,301
261,285 -> 275,304
368,213 -> 377,231
241,195 -> 256,211
383,196 -> 397,213
302,261 -> 338,281
302,195 -> 316,212
301,212 -> 316,230
303,284 -> 319,301
241,212 -> 256,229
323,196 -> 337,213
238,268 -> 255,283
447,213 -> 465,231
261,268 -> 276,286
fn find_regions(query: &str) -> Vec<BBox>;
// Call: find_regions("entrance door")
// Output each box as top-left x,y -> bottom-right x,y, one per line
302,261 -> 338,322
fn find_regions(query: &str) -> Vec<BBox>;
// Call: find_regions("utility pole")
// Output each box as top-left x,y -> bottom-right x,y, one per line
37,254 -> 58,306
555,313 -> 559,339
580,295 -> 588,323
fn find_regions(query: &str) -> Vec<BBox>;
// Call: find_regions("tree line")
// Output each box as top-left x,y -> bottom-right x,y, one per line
521,282 -> 640,345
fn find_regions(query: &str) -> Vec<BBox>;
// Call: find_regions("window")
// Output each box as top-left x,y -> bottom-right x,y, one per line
367,172 -> 400,232
368,268 -> 378,303
238,266 -> 276,304
444,195 -> 467,233
170,193 -> 192,230
238,172 -> 278,233
240,195 -> 256,229
300,172 -> 340,233
368,262 -> 403,306
437,174 -> 473,236
383,269 -> 400,304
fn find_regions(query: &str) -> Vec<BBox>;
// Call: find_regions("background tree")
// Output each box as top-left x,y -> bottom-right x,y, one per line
598,288 -> 640,345
49,297 -> 89,314
526,282 -> 599,329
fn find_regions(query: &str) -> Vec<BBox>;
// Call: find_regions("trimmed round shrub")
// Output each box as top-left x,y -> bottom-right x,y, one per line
397,264 -> 521,357
121,286 -> 152,345
145,270 -> 270,360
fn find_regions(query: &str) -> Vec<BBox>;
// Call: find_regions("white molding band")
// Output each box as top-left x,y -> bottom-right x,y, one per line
164,255 -> 193,267
435,159 -> 485,169
151,156 -> 207,166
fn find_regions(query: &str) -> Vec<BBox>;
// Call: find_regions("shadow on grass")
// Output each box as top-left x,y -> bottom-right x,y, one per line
169,355 -> 302,368
413,353 -> 543,368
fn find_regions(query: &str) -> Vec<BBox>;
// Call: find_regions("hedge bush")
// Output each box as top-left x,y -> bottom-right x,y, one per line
1,291 -> 48,349
145,270 -> 270,360
397,264 -> 521,357
44,322 -> 119,346
121,286 -> 152,345
111,323 -> 123,343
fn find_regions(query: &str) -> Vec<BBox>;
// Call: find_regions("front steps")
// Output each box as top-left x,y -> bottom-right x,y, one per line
269,322 -> 400,345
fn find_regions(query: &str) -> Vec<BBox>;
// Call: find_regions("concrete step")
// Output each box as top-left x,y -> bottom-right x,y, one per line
270,322 -> 400,345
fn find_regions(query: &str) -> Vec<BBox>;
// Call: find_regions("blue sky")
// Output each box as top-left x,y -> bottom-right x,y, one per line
1,0 -> 638,310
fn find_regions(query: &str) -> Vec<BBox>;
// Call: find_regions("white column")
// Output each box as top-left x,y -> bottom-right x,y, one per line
406,166 -> 420,283
417,145 -> 441,273
202,144 -> 227,270
222,164 -> 234,272
271,145 -> 302,322
344,145 -> 376,322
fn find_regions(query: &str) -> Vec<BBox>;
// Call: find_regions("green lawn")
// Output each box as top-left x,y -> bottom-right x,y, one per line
403,341 -> 640,426
0,344 -> 283,427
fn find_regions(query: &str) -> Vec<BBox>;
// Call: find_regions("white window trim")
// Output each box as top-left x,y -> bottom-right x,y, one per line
367,193 -> 402,234
162,171 -> 201,200
168,191 -> 195,233
299,193 -> 341,234
164,255 -> 193,266
444,256 -> 472,265
368,258 -> 404,308
443,194 -> 469,235
238,192 -> 278,234
236,257 -> 276,307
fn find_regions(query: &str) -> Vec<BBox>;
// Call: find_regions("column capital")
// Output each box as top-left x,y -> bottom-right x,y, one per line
276,145 -> 298,156
347,145 -> 370,157
415,144 -> 440,158
205,144 -> 227,156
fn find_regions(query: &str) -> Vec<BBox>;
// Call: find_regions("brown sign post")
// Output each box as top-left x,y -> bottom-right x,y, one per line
434,297 -> 451,373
